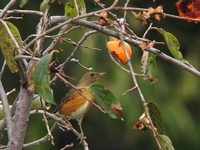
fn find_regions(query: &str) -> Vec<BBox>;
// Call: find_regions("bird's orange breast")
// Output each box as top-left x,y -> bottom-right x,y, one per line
59,87 -> 94,119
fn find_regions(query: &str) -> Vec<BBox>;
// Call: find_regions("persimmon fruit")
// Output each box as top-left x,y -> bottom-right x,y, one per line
107,40 -> 132,64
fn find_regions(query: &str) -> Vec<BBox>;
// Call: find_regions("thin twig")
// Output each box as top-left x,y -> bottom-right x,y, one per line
3,16 -> 23,20
43,25 -> 69,55
6,88 -> 16,96
62,38 -> 102,51
42,114 -> 55,145
30,110 -> 89,150
0,9 -> 43,16
121,86 -> 137,96
57,30 -> 98,70
110,0 -> 119,8
23,135 -> 49,149
24,7 -> 114,50
0,61 -> 6,80
14,55 -> 40,61
117,20 -> 163,149
73,0 -> 79,16
43,26 -> 82,39
123,0 -> 130,19
0,81 -> 12,141
115,7 -> 200,22
143,23 -> 153,38
146,48 -> 200,77
60,143 -> 74,150
0,0 -> 17,18
70,58 -> 93,71
23,123 -> 57,149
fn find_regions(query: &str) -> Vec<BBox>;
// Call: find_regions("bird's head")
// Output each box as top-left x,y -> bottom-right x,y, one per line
78,72 -> 106,87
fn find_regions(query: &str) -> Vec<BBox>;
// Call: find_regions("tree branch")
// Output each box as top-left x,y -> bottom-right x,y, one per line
0,0 -> 17,18
69,19 -> 200,77
24,7 -> 113,50
7,86 -> 34,150
29,110 -> 89,150
117,20 -> 163,149
0,9 -> 43,16
0,81 -> 12,140
57,30 -> 97,69
23,123 -> 57,149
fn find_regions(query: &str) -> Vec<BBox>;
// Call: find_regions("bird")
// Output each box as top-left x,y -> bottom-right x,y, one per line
54,72 -> 106,140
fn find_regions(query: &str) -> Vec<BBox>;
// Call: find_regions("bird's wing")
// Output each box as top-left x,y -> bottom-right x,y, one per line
53,88 -> 75,113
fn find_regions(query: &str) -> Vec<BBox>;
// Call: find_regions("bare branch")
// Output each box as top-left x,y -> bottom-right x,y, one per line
65,19 -> 200,77
0,61 -> 6,80
6,88 -> 16,96
24,6 -> 114,50
29,110 -> 89,150
7,87 -> 34,150
0,9 -> 43,16
43,25 -> 69,55
14,55 -> 40,61
42,114 -> 54,145
23,123 -> 57,149
0,0 -> 17,18
23,135 -> 49,149
117,20 -> 163,149
3,16 -> 23,20
34,7 -> 50,54
142,23 -> 153,38
62,38 -> 102,51
70,58 -> 93,71
57,30 -> 97,70
60,143 -> 74,150
0,81 -> 12,140
123,0 -> 130,19
114,7 -> 200,22
122,86 -> 137,96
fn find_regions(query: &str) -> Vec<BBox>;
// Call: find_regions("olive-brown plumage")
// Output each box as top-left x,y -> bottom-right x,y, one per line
54,72 -> 105,138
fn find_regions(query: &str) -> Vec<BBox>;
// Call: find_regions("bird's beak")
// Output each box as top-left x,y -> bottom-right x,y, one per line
97,72 -> 106,77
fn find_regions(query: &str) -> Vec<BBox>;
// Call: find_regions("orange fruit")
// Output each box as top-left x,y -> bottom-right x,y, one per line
107,40 -> 132,64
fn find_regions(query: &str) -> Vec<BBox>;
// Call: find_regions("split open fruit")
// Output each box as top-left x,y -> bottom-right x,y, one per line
107,40 -> 132,64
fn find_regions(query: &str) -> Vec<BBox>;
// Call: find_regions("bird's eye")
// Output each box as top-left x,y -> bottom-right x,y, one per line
90,73 -> 95,77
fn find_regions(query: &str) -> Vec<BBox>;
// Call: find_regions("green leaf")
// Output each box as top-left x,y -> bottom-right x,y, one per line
147,102 -> 164,133
141,51 -> 157,83
157,134 -> 175,150
31,95 -> 46,110
0,21 -> 23,73
64,0 -> 86,17
33,53 -> 55,104
146,53 -> 157,77
156,28 -> 183,60
89,83 -> 123,119
19,0 -> 30,8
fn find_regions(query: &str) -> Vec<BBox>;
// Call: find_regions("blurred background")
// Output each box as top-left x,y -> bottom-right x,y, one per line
0,0 -> 200,149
